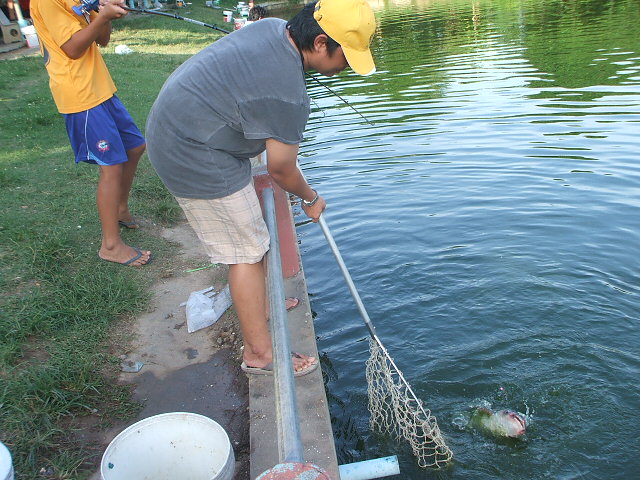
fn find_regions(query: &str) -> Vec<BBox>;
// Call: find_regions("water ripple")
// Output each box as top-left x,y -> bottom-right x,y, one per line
300,0 -> 640,478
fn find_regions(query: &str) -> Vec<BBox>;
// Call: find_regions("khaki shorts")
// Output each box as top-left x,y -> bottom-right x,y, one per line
176,183 -> 270,264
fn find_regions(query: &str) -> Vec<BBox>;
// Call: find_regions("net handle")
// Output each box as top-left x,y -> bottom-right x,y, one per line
318,214 -> 433,420
318,215 -> 378,339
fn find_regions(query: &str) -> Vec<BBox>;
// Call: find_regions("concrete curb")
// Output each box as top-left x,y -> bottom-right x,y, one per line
251,168 -> 339,478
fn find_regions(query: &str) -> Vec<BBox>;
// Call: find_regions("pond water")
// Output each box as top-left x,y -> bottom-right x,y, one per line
290,0 -> 640,478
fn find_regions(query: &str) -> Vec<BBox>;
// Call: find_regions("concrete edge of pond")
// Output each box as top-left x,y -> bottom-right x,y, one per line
250,166 -> 340,478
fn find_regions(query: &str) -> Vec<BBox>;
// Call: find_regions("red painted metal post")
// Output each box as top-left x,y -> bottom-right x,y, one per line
253,167 -> 301,278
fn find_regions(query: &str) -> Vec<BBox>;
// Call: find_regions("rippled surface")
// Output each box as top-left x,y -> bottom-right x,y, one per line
291,0 -> 639,478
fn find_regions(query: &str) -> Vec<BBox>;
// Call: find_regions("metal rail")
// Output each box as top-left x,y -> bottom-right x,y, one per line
262,187 -> 305,463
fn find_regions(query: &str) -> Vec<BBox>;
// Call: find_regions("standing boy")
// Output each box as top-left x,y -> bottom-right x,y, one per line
31,0 -> 151,266
146,0 -> 376,374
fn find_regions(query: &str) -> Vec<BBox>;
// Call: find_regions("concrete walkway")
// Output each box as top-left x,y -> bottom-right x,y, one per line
89,222 -> 252,479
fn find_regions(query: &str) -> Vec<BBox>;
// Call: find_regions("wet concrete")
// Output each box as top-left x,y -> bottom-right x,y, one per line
130,349 -> 250,479
90,221 -> 250,479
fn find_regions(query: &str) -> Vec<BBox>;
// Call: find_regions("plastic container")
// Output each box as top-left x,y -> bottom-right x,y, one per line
100,412 -> 234,480
0,442 -> 14,480
223,10 -> 233,22
20,25 -> 39,48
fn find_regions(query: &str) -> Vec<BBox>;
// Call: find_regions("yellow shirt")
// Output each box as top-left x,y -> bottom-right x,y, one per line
31,0 -> 116,114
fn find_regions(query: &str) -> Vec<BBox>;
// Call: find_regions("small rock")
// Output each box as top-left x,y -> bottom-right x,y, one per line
39,466 -> 55,476
121,360 -> 144,373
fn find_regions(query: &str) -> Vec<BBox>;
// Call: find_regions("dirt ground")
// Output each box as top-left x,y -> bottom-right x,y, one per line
0,43 -> 39,60
87,221 -> 250,480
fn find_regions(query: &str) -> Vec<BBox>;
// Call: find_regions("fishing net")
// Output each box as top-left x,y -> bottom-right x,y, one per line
365,337 -> 453,468
317,214 -> 453,469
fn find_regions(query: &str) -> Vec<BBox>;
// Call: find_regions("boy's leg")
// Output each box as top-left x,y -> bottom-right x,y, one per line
97,163 -> 151,266
174,189 -> 314,372
105,95 -> 146,227
118,143 -> 146,226
64,98 -> 151,265
229,261 -> 271,363
229,260 -> 315,373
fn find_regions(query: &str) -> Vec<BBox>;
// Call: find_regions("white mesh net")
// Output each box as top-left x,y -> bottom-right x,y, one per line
365,337 -> 453,469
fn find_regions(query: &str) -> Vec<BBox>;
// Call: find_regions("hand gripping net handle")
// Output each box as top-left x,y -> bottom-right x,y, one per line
317,215 -> 453,468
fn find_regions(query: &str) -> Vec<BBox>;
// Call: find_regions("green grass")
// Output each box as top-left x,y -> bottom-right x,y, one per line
0,3 -> 235,478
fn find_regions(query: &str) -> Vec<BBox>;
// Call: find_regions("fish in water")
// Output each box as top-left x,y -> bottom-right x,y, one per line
470,407 -> 526,438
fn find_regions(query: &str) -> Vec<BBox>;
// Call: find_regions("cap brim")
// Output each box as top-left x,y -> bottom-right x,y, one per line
342,46 -> 376,76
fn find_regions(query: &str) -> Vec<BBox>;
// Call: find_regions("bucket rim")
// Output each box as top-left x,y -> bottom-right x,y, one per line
0,442 -> 12,478
100,412 -> 232,478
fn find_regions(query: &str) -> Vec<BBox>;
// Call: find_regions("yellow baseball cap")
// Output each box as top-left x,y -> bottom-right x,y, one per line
313,0 -> 377,76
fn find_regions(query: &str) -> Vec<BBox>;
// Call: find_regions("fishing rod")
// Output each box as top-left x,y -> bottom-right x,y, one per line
73,0 -> 373,124
73,0 -> 232,33
125,7 -> 232,34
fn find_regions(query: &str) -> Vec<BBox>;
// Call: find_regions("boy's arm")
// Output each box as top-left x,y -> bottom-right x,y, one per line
265,138 -> 326,222
94,14 -> 113,48
61,1 -> 127,59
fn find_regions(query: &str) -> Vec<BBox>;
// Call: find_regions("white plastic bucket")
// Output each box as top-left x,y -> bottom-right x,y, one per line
0,442 -> 14,480
100,412 -> 234,480
20,25 -> 39,48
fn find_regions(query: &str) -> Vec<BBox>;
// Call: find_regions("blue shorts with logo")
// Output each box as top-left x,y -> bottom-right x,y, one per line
63,95 -> 145,166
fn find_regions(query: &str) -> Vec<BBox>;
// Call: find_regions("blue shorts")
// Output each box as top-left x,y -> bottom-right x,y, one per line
63,95 -> 145,166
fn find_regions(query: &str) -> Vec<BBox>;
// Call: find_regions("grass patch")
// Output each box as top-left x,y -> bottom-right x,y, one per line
0,3 -> 235,478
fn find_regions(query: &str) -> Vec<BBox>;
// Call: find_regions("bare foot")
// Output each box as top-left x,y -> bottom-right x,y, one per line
286,297 -> 299,311
291,352 -> 316,374
99,244 -> 152,266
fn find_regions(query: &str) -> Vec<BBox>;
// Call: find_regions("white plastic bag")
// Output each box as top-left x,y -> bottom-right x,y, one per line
185,285 -> 232,333
115,44 -> 134,55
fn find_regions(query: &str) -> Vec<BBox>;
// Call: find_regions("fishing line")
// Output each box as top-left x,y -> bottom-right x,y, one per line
73,1 -> 373,124
305,73 -> 374,126
133,7 -> 374,124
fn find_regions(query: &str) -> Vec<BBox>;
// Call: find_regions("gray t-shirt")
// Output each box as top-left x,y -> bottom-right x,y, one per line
146,19 -> 310,199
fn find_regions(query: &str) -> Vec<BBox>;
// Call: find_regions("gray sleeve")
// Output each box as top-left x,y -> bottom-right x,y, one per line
238,97 -> 309,145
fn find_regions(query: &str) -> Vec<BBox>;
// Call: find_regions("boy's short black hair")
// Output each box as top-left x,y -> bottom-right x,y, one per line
248,6 -> 267,21
286,2 -> 340,54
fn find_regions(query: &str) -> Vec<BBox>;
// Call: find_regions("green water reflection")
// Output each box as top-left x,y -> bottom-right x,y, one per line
290,0 -> 640,478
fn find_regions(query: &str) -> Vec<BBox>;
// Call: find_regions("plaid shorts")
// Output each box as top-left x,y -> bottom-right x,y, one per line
176,182 -> 270,264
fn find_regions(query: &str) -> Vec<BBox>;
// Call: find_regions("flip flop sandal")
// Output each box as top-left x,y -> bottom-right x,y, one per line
241,352 -> 318,377
118,219 -> 139,229
100,247 -> 153,266
122,247 -> 153,266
